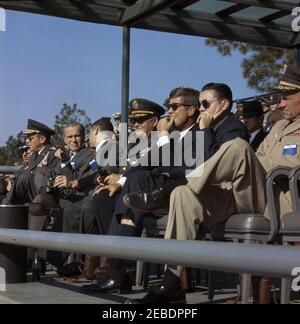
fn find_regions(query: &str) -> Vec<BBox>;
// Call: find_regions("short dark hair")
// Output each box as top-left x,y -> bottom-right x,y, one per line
169,87 -> 200,106
91,118 -> 114,133
169,87 -> 200,120
201,83 -> 233,110
64,123 -> 85,137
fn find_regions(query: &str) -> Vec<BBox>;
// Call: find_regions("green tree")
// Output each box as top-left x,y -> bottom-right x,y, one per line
0,132 -> 24,166
0,147 -> 7,165
52,103 -> 91,146
205,39 -> 293,93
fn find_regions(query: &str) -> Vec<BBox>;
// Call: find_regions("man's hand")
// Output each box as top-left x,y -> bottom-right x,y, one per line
96,183 -> 122,197
55,146 -> 69,160
104,174 -> 120,185
157,117 -> 175,135
54,175 -> 68,189
5,176 -> 14,192
92,184 -> 104,196
54,175 -> 78,190
199,107 -> 227,129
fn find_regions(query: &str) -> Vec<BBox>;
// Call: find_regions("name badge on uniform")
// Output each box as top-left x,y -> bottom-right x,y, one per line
89,160 -> 98,172
70,161 -> 76,170
282,144 -> 298,156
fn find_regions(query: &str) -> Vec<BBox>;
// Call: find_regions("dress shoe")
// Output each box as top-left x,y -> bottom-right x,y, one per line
57,261 -> 84,277
125,285 -> 186,304
123,187 -> 168,213
81,271 -> 132,294
94,263 -> 135,281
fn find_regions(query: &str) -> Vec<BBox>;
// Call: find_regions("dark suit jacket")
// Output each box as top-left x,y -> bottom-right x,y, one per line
250,128 -> 268,152
57,147 -> 98,195
165,116 -> 248,178
123,127 -> 199,178
202,113 -> 249,161
157,123 -> 200,179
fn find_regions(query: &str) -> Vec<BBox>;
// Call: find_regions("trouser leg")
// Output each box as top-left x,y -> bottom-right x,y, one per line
165,139 -> 267,277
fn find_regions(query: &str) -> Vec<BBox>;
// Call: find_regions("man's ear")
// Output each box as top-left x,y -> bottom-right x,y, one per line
222,99 -> 230,111
189,106 -> 197,117
40,135 -> 47,145
153,117 -> 159,128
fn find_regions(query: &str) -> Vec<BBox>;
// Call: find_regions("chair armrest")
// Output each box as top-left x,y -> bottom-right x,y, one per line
289,166 -> 300,212
266,167 -> 291,242
266,167 -> 291,181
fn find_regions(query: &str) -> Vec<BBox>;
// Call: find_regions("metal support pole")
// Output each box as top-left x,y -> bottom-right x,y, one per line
0,166 -> 21,174
121,26 -> 130,124
119,26 -> 131,166
293,47 -> 300,68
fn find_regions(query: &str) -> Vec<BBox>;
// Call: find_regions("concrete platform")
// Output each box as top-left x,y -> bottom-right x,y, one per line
0,274 -> 237,304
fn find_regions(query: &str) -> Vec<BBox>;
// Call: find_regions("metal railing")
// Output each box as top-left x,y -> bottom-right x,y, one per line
0,166 -> 21,174
0,229 -> 299,279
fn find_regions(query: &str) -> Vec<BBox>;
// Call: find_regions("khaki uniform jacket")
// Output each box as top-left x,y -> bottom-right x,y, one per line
256,119 -> 300,171
256,118 -> 300,217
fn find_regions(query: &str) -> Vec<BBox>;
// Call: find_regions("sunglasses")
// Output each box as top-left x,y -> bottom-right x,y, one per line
197,99 -> 219,110
167,103 -> 197,111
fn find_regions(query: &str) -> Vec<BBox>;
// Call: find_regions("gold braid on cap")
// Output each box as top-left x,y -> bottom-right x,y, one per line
131,110 -> 155,116
24,129 -> 40,135
277,81 -> 300,91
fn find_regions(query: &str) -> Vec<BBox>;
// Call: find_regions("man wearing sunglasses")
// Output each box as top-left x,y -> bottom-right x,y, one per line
127,64 -> 300,304
198,83 -> 249,161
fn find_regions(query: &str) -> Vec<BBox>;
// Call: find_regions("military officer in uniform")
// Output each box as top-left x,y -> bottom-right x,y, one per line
4,119 -> 59,205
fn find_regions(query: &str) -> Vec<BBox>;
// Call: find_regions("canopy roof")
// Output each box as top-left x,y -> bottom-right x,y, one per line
0,0 -> 299,48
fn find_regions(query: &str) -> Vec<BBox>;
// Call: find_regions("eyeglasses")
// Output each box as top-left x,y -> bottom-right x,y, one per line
130,116 -> 155,125
197,99 -> 219,110
26,134 -> 39,142
167,103 -> 196,111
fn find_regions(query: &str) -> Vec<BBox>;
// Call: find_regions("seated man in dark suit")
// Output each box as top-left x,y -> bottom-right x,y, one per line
242,100 -> 268,152
57,118 -> 127,275
52,123 -> 97,206
44,122 -> 106,269
59,119 -> 115,238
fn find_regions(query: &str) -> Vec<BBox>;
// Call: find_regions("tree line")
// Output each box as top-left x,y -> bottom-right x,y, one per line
0,103 -> 91,166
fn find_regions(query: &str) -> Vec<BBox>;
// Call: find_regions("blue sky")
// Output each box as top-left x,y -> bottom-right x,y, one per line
0,10 -> 257,145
